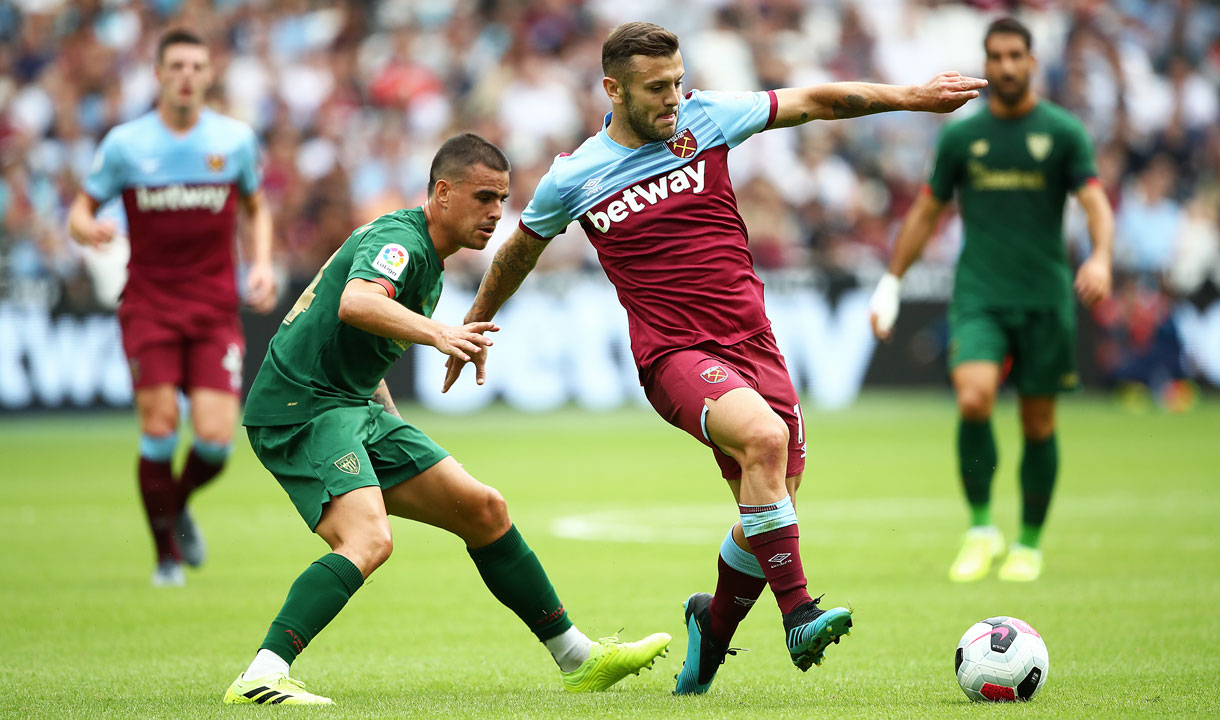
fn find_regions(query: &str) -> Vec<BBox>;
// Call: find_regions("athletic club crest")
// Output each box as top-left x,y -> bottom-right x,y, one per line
666,129 -> 698,159
700,366 -> 728,384
1026,133 -> 1052,162
206,154 -> 227,172
334,452 -> 361,475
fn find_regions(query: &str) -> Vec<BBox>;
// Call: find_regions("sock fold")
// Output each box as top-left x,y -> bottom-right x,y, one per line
739,497 -> 812,615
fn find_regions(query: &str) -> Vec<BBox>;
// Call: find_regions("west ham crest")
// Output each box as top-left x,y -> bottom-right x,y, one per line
666,129 -> 698,159
206,154 -> 227,172
700,366 -> 728,384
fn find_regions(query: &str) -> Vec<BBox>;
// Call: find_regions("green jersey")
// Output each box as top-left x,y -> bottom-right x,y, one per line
244,207 -> 443,426
927,101 -> 1097,310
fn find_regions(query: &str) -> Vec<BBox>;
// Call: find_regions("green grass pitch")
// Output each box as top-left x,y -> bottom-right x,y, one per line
1,393 -> 1217,719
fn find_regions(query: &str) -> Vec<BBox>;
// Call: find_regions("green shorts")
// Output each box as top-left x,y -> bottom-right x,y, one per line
246,402 -> 449,530
948,305 -> 1079,396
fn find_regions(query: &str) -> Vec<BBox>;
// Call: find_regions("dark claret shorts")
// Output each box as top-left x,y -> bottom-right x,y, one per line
119,307 -> 245,394
948,304 -> 1079,395
247,402 -> 449,530
642,329 -> 806,481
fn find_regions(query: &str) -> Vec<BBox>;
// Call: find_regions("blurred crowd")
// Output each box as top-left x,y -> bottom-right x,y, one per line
1,0 -> 1218,392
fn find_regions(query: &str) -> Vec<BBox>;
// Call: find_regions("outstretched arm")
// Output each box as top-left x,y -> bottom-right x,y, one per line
771,72 -> 987,128
443,227 -> 549,392
465,227 -> 550,323
1073,181 -> 1114,307
869,190 -> 948,340
338,278 -> 498,361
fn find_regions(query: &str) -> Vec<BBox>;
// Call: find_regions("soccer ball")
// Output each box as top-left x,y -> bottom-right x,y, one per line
954,616 -> 1049,702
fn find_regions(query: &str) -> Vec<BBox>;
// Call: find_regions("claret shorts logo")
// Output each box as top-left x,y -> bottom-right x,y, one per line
701,365 -> 728,384
373,243 -> 408,280
666,128 -> 698,159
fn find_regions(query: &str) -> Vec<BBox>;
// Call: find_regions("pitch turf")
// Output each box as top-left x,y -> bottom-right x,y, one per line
1,392 -> 1217,719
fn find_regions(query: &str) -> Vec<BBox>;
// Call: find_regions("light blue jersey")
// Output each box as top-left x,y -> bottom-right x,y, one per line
519,89 -> 778,372
83,108 -> 261,318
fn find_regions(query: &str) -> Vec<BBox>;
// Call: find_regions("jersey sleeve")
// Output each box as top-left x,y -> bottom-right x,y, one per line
519,166 -> 572,240
1062,117 -> 1098,191
691,89 -> 777,148
82,130 -> 126,203
926,125 -> 962,201
236,125 -> 262,196
347,227 -> 419,300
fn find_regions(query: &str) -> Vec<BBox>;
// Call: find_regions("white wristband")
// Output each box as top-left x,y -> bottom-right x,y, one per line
869,272 -> 902,334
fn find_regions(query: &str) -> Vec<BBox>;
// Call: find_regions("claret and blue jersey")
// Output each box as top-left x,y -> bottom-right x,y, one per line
84,108 -> 261,319
519,89 -> 779,373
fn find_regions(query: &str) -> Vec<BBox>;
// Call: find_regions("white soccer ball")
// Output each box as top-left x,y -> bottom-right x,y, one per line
954,616 -> 1049,702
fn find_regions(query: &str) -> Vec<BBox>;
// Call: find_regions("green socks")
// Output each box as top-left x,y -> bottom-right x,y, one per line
261,553 -> 365,665
468,524 -> 573,642
1019,434 -> 1058,548
958,418 -> 997,527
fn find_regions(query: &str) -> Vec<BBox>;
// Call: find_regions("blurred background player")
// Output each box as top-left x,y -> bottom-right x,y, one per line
228,133 -> 668,705
444,22 -> 985,695
67,29 -> 277,586
869,17 -> 1114,583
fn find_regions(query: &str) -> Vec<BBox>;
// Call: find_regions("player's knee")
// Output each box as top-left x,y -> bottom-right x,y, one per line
741,418 -> 789,467
471,486 -> 511,537
957,388 -> 994,420
364,528 -> 394,570
1021,414 -> 1054,440
193,426 -> 233,446
140,416 -> 178,437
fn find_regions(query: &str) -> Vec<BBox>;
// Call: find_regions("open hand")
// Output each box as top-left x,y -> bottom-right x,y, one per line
438,322 -> 498,391
914,72 -> 988,113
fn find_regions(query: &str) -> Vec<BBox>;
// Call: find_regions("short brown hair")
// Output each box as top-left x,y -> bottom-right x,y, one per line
601,22 -> 680,80
157,28 -> 206,63
428,133 -> 510,197
984,17 -> 1032,52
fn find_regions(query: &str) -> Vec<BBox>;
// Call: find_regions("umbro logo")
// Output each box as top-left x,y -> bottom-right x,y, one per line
734,596 -> 756,607
582,176 -> 604,196
768,552 -> 792,567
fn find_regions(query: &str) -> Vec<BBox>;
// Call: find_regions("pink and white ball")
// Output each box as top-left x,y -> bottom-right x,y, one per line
955,616 -> 1049,702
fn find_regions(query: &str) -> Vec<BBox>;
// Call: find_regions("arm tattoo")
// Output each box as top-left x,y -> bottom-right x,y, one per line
468,231 -> 546,321
831,94 -> 896,119
372,379 -> 401,419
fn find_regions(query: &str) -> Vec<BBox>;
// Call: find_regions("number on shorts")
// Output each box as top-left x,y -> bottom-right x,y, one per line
793,402 -> 805,446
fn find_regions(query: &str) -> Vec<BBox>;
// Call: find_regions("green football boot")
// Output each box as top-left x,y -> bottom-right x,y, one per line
222,672 -> 334,705
949,526 -> 1004,582
998,544 -> 1043,582
561,633 -> 672,692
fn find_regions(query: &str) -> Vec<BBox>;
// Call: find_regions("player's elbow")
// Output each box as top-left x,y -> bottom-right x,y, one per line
336,289 -> 363,326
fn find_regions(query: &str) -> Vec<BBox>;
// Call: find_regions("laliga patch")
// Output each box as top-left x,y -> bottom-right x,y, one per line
700,366 -> 728,384
372,243 -> 408,280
